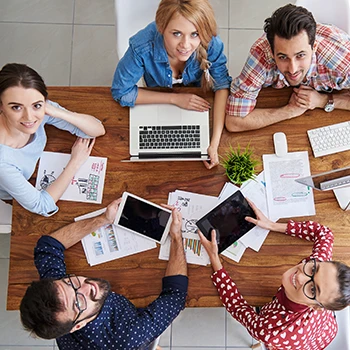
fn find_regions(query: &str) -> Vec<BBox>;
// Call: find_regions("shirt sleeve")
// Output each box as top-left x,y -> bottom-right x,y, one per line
207,36 -> 232,91
111,45 -> 145,107
123,275 -> 188,348
44,101 -> 93,139
0,163 -> 58,217
226,44 -> 269,117
34,235 -> 67,279
211,268 -> 275,344
285,221 -> 334,261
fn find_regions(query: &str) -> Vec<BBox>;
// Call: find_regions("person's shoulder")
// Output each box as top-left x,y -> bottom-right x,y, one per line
316,24 -> 350,71
129,21 -> 157,54
250,33 -> 272,57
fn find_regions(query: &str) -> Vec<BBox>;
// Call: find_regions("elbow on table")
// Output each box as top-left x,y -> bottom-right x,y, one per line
225,114 -> 249,133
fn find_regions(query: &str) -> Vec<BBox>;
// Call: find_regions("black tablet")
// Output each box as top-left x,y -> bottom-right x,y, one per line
196,191 -> 256,253
114,192 -> 172,244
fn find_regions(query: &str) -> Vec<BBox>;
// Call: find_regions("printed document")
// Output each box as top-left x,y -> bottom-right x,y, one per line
76,208 -> 156,266
263,151 -> 315,218
36,151 -> 107,204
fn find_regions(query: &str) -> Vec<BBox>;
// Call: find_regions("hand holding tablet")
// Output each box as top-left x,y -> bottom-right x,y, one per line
196,191 -> 256,253
114,192 -> 172,244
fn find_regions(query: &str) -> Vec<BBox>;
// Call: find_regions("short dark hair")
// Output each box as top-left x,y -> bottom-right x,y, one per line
20,279 -> 73,339
323,261 -> 350,311
0,63 -> 48,100
263,4 -> 316,53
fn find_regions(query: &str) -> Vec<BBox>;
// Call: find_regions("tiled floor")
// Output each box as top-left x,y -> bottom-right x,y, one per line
0,0 -> 298,349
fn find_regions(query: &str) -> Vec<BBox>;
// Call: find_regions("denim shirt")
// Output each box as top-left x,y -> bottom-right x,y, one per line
111,22 -> 232,107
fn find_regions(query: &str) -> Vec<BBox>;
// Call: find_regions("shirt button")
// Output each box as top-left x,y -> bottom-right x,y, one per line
168,85 -> 170,87
168,74 -> 171,77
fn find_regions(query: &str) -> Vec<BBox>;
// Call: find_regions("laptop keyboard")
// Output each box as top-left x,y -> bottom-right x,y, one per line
139,125 -> 201,150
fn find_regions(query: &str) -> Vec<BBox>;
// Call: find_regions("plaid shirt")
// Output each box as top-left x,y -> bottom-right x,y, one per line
227,24 -> 350,117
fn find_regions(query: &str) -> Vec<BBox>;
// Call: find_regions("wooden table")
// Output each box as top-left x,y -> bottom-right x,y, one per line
7,87 -> 350,310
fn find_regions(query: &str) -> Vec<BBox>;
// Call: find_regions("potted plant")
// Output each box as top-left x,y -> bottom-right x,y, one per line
221,143 -> 259,185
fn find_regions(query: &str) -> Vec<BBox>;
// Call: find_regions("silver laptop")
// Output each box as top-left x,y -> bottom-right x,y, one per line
125,104 -> 210,162
295,166 -> 350,191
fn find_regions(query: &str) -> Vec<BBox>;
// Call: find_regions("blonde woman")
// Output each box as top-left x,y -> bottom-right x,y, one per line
111,0 -> 231,169
0,63 -> 105,216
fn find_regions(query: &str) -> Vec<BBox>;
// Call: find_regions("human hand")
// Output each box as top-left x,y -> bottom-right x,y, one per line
287,92 -> 308,117
69,137 -> 95,168
172,93 -> 211,112
203,144 -> 219,169
198,229 -> 222,271
293,86 -> 328,110
162,204 -> 183,242
44,101 -> 60,118
105,198 -> 122,224
245,199 -> 274,230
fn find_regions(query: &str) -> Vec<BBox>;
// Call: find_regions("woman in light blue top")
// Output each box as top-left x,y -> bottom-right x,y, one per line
111,0 -> 232,169
0,63 -> 105,216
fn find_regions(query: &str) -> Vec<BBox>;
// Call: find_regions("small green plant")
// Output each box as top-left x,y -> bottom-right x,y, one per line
220,143 -> 259,185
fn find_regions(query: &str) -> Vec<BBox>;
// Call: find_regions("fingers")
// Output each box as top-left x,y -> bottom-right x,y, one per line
188,95 -> 211,111
245,216 -> 257,225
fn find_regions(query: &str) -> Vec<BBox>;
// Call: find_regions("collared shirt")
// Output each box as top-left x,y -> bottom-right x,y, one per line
111,22 -> 232,107
211,221 -> 337,350
34,235 -> 188,349
227,24 -> 350,117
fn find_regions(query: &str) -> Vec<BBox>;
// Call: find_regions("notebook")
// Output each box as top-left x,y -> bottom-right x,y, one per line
124,104 -> 210,162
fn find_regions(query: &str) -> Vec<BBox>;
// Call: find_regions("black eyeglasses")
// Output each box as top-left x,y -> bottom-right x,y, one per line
62,274 -> 87,325
302,259 -> 324,308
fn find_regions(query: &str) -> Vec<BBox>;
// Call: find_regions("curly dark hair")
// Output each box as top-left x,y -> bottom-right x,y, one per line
20,279 -> 73,339
263,4 -> 316,53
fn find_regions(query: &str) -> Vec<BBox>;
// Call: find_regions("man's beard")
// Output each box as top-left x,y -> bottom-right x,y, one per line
85,277 -> 110,307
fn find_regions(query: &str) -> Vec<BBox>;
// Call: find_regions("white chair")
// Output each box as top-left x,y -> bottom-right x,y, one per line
295,0 -> 350,34
114,0 -> 160,60
327,307 -> 350,350
0,199 -> 12,234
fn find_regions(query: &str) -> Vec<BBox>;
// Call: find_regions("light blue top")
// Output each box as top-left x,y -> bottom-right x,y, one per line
0,101 -> 90,217
111,22 -> 232,107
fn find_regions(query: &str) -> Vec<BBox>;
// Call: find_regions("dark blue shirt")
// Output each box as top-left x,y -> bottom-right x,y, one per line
34,235 -> 188,350
111,21 -> 232,107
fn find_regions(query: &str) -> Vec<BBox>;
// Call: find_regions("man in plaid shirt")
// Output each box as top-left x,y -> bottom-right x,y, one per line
225,4 -> 350,132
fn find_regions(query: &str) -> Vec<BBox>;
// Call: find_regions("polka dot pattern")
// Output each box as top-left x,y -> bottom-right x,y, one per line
34,236 -> 188,349
211,221 -> 337,350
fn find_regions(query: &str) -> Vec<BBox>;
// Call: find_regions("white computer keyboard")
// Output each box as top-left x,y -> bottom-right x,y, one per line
307,121 -> 350,157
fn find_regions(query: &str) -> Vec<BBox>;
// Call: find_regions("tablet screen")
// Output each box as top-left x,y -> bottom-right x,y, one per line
117,195 -> 171,243
196,191 -> 256,253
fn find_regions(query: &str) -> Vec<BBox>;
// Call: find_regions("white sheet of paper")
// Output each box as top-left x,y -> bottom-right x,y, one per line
76,208 -> 156,266
36,151 -> 107,204
263,151 -> 315,219
221,240 -> 246,263
159,190 -> 218,266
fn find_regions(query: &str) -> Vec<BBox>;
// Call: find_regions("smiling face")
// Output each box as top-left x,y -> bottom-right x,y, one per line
282,260 -> 340,308
55,276 -> 110,332
273,30 -> 314,86
162,13 -> 201,63
0,86 -> 46,135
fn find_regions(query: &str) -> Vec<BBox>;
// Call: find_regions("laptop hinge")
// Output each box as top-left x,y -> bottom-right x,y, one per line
138,152 -> 202,159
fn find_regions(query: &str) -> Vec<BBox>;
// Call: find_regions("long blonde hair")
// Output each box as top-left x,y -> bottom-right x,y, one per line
155,0 -> 217,90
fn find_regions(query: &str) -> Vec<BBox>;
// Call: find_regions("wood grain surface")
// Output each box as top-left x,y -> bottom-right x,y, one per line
7,86 -> 350,310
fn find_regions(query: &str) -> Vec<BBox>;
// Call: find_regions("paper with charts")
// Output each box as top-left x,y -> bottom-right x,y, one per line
35,151 -> 107,204
159,190 -> 218,266
263,151 -> 315,219
76,208 -> 156,266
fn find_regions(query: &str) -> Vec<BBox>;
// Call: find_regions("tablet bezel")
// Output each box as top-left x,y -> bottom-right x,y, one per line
196,191 -> 256,254
114,192 -> 172,244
